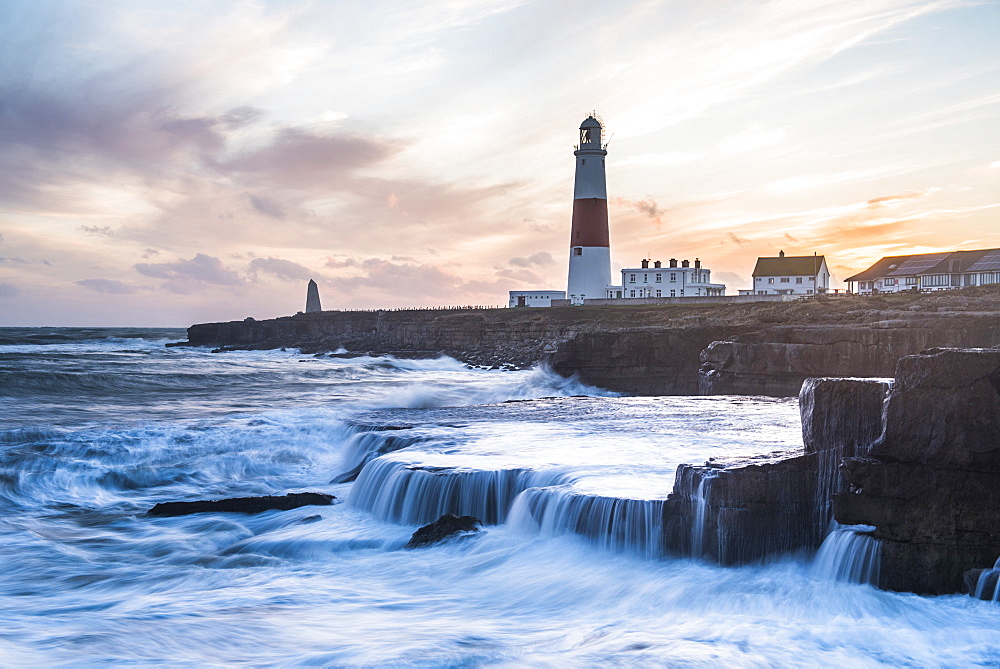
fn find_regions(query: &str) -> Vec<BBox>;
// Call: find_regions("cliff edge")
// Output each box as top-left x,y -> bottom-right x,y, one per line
181,286 -> 1000,396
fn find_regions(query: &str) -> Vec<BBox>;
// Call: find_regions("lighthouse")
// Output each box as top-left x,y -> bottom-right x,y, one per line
567,115 -> 611,304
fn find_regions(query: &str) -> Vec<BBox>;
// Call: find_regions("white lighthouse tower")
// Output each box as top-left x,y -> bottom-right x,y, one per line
567,114 -> 611,304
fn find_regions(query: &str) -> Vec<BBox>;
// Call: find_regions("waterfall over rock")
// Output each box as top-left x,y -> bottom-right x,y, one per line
813,524 -> 881,585
507,486 -> 667,559
348,459 -> 572,525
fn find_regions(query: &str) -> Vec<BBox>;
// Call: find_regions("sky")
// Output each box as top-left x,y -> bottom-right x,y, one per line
1,0 -> 998,326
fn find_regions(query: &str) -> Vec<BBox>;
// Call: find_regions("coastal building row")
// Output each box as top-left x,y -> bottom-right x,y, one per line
845,248 -> 1000,294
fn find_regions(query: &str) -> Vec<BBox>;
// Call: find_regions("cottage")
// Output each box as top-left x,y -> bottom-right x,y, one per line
744,251 -> 829,296
845,248 -> 1000,294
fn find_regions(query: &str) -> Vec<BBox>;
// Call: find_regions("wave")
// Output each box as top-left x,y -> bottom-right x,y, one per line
0,327 -> 185,347
370,364 -> 617,409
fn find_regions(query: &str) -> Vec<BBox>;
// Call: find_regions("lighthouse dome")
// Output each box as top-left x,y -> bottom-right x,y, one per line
580,116 -> 602,129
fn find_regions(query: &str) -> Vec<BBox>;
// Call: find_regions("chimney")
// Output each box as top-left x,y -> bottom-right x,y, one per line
694,258 -> 701,269
681,259 -> 690,268
641,259 -> 649,269
669,258 -> 678,268
654,260 -> 661,268
779,250 -> 785,258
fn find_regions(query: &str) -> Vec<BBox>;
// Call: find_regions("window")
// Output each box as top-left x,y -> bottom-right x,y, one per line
643,274 -> 648,283
629,274 -> 636,283
904,277 -> 917,285
758,291 -> 766,295
573,247 -> 582,256
656,290 -> 662,297
808,277 -> 814,281
780,277 -> 790,283
581,159 -> 586,165
807,290 -> 813,294
768,278 -> 775,284
796,277 -> 802,284
670,273 -> 677,282
756,278 -> 761,282
670,289 -> 676,297
922,274 -> 949,287
629,290 -> 636,297
883,278 -> 897,286
655,273 -> 661,283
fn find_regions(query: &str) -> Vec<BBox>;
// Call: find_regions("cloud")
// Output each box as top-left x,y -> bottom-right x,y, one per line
784,233 -> 799,243
247,257 -> 314,282
247,194 -> 286,220
727,232 -> 751,246
713,271 -> 746,289
135,253 -> 244,293
614,197 -> 664,226
496,267 -> 545,284
221,128 -> 398,188
0,283 -> 18,298
75,278 -> 139,294
79,225 -> 113,236
325,256 -> 358,268
866,190 -> 931,207
0,257 -> 29,264
332,258 -> 463,295
142,248 -> 160,259
508,251 -> 554,267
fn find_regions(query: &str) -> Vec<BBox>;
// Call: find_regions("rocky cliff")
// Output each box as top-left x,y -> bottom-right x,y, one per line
834,348 -> 1000,594
182,286 -> 1000,396
660,377 -> 889,564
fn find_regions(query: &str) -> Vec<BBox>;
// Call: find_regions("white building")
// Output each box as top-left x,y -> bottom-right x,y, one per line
845,248 -> 1000,294
609,258 -> 726,298
508,290 -> 566,307
743,251 -> 830,295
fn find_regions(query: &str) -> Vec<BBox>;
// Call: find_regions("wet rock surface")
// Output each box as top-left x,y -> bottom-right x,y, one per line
662,376 -> 889,565
835,348 -> 1000,594
181,286 -> 1000,396
662,450 -> 823,564
404,513 -> 482,549
148,492 -> 336,517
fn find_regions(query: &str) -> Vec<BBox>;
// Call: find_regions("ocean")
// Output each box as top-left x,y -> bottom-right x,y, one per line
1,327 -> 999,665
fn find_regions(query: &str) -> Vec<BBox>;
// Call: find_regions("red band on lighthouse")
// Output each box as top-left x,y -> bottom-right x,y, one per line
570,198 -> 610,247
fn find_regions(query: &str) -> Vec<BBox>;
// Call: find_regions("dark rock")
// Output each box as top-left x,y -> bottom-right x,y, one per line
699,324 -> 1000,397
799,377 -> 888,456
834,348 -> 1000,594
404,513 -> 481,549
183,287 -> 1000,396
148,492 -> 336,517
662,451 -> 824,564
